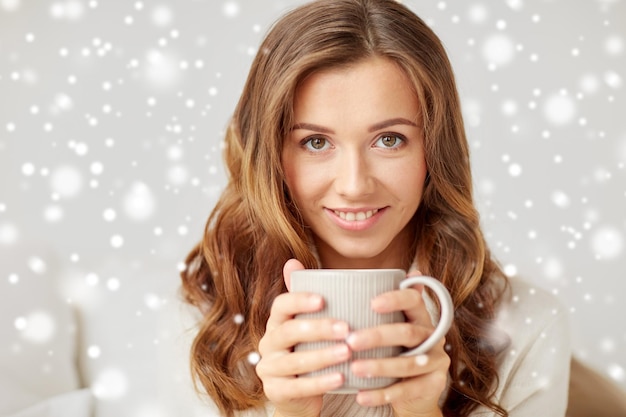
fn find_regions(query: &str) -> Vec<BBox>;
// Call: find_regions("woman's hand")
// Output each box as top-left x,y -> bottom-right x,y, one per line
347,270 -> 451,417
255,259 -> 351,417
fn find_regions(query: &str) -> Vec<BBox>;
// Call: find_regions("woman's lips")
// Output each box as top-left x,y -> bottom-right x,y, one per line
325,207 -> 386,231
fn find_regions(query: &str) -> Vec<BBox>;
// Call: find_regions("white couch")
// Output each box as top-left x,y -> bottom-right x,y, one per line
0,243 -> 219,417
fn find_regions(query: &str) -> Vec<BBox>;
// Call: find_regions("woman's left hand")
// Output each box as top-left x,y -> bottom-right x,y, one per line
347,270 -> 451,417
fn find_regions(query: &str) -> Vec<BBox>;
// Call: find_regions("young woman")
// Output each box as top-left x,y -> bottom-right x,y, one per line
180,1 -> 571,416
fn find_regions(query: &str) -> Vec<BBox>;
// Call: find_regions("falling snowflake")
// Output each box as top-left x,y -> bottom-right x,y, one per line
543,93 -> 576,126
247,351 -> 261,365
91,368 -> 128,399
591,227 -> 624,260
16,311 -> 56,344
123,182 -> 156,221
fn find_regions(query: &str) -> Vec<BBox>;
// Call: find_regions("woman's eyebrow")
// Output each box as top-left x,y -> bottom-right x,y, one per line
291,118 -> 418,134
367,117 -> 418,132
291,123 -> 334,134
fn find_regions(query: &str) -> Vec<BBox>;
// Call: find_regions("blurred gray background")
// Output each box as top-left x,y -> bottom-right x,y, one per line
1,0 -> 625,416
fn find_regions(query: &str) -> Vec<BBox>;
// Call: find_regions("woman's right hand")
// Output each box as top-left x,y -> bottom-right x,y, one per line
255,259 -> 351,417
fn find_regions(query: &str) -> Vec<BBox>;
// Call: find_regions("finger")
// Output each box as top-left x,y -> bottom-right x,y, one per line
402,287 -> 433,325
370,287 -> 432,326
260,343 -> 351,377
355,369 -> 449,408
283,258 -> 305,291
346,322 -> 433,352
260,318 -> 349,353
262,372 -> 345,403
351,341 -> 448,379
264,291 -> 323,333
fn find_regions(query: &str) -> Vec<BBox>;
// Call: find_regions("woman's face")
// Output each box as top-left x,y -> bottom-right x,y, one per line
282,57 -> 427,269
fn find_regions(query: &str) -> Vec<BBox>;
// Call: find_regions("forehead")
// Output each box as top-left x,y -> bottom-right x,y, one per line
292,57 -> 420,122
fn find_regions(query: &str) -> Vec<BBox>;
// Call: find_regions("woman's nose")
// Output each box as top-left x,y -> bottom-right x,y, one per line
333,150 -> 375,197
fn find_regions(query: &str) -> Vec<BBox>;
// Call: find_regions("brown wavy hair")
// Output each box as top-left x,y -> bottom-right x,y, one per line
181,0 -> 510,416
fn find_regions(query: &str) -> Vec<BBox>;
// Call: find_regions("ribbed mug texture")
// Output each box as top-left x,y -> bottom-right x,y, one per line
291,269 -> 406,393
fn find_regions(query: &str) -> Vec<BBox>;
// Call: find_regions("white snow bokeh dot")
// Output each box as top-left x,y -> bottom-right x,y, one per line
85,272 -> 99,286
504,264 -> 518,277
144,49 -> 181,90
144,293 -> 164,310
591,226 -> 624,260
579,74 -> 600,94
87,345 -> 101,358
50,165 -> 84,198
44,204 -> 64,222
604,35 -> 623,56
22,163 -> 35,176
1,0 -> 21,11
123,182 -> 156,221
551,190 -> 571,208
103,208 -> 116,222
8,274 -> 19,284
110,234 -> 124,248
91,368 -> 128,399
54,93 -> 74,113
28,256 -> 47,274
90,162 -> 104,175
467,4 -> 489,24
167,165 -> 189,186
608,364 -> 625,382
508,163 -> 522,177
462,98 -> 482,128
604,71 -> 622,89
247,351 -> 261,365
542,257 -> 564,281
151,5 -> 173,27
0,223 -> 19,245
106,277 -> 120,291
482,33 -> 516,67
543,93 -> 576,126
222,1 -> 239,18
501,99 -> 518,116
167,145 -> 183,161
49,0 -> 86,20
15,311 -> 56,344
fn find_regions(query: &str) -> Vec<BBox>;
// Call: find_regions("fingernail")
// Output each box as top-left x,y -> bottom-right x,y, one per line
309,294 -> 323,307
415,354 -> 429,366
345,332 -> 357,347
357,392 -> 373,406
333,343 -> 349,358
325,373 -> 344,387
351,362 -> 372,378
333,322 -> 349,338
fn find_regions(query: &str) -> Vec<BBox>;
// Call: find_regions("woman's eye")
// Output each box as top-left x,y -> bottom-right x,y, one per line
375,134 -> 404,148
304,136 -> 329,151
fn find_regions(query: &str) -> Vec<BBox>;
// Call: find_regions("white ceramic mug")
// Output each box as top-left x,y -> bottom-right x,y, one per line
291,269 -> 454,393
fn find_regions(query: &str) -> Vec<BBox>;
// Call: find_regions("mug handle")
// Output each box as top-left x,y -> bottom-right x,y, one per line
398,276 -> 454,356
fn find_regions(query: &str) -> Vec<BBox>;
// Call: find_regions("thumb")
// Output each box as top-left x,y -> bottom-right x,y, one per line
406,269 -> 425,293
407,269 -> 423,277
283,258 -> 305,292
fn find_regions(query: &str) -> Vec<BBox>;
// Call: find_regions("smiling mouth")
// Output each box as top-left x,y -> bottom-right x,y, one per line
332,209 -> 379,222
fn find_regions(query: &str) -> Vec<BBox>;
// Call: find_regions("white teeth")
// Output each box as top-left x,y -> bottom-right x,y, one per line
333,209 -> 378,222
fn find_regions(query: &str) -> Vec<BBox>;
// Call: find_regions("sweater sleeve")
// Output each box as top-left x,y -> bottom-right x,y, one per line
481,279 -> 572,416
